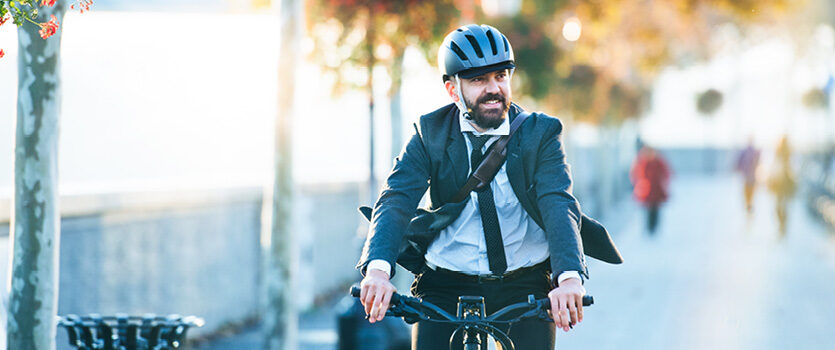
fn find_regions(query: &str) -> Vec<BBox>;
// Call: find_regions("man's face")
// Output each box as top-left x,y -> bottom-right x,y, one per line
452,69 -> 512,130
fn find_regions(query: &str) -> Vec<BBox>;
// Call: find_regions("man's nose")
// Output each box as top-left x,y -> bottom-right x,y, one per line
485,78 -> 500,93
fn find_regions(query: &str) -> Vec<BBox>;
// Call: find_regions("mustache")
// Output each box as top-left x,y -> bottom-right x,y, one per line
476,93 -> 507,106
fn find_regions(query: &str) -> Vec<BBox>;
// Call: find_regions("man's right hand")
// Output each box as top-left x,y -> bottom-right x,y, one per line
359,269 -> 396,323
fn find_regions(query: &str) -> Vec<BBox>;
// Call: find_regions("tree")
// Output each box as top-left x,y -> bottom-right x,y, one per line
559,0 -> 795,123
261,0 -> 301,348
7,1 -> 66,349
306,0 -> 459,201
477,0 -> 797,124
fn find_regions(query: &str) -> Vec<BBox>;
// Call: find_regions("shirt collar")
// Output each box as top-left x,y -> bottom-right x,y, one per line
458,110 -> 510,136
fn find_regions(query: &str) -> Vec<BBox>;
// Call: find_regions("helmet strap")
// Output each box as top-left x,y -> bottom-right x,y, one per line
454,75 -> 473,120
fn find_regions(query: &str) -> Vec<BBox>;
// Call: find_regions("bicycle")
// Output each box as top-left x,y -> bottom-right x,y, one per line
350,285 -> 593,350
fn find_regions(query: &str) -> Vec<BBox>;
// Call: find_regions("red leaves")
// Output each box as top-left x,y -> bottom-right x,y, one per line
71,0 -> 94,13
38,15 -> 59,39
40,0 -> 57,7
0,49 -> 5,59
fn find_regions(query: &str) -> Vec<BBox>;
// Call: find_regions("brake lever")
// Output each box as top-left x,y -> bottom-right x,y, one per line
533,307 -> 554,323
386,300 -> 427,324
532,300 -> 577,328
538,311 -> 579,328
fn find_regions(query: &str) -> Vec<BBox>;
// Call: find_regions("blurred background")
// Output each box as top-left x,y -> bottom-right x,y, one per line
2,0 -> 835,349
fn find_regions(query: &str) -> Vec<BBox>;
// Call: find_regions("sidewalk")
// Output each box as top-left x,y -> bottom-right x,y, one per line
557,174 -> 835,349
192,295 -> 343,350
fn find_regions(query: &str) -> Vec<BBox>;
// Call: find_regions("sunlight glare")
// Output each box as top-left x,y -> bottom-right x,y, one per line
563,17 -> 582,42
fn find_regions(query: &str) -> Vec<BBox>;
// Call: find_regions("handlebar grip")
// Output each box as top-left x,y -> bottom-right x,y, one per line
542,295 -> 594,308
349,284 -> 402,304
583,295 -> 594,307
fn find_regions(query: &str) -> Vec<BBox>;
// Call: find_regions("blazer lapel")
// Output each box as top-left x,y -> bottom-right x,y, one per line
445,109 -> 468,193
506,106 -> 537,219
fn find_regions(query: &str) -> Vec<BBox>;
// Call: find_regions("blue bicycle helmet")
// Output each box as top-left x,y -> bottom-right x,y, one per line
438,24 -> 515,82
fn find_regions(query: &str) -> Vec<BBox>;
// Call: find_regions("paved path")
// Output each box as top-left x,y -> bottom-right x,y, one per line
198,174 -> 835,349
559,175 -> 835,349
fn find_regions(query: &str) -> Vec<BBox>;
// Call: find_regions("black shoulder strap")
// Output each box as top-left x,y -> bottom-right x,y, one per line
450,112 -> 531,203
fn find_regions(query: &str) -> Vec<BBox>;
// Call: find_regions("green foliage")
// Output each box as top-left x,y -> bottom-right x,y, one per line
697,88 -> 723,115
560,64 -> 596,120
802,88 -> 828,109
1,0 -> 42,27
488,15 -> 561,101
608,83 -> 646,121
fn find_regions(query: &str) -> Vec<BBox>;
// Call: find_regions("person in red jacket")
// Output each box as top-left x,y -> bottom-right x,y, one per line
630,145 -> 672,235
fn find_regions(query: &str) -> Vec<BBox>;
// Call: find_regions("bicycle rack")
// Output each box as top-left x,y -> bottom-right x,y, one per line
58,313 -> 205,350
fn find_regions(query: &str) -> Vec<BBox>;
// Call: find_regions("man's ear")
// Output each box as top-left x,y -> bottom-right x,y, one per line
444,80 -> 460,103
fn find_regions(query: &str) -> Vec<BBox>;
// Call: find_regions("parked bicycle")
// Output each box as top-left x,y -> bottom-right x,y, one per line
350,285 -> 593,350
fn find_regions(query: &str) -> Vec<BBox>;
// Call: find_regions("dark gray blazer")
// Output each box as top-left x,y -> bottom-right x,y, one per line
357,103 -> 620,280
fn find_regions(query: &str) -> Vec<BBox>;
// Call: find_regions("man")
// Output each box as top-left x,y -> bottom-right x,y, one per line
357,24 -> 597,349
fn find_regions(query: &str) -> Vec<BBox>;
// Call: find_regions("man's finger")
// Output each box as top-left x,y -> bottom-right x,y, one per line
369,288 -> 385,323
567,295 -> 578,325
558,295 -> 570,331
549,295 -> 560,326
554,309 -> 568,331
379,289 -> 393,321
359,284 -> 369,308
576,296 -> 584,323
362,286 -> 375,316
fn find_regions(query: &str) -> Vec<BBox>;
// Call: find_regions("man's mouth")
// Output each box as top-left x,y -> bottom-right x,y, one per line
479,96 -> 505,109
481,99 -> 502,108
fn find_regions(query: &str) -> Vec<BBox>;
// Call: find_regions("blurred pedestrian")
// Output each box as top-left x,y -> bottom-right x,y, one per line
735,138 -> 761,214
767,136 -> 796,237
630,146 -> 671,236
823,142 -> 835,183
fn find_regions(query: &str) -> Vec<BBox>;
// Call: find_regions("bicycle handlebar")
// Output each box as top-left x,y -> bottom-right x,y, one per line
350,284 -> 594,350
349,285 -> 593,316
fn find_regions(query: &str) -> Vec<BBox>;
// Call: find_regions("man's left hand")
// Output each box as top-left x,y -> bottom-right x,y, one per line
548,277 -> 585,332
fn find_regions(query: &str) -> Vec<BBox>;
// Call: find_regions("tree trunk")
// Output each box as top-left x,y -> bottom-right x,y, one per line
8,3 -> 66,350
366,12 -> 377,203
389,48 -> 405,162
261,0 -> 300,348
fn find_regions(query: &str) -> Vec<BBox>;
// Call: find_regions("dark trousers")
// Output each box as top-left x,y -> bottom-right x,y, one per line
647,205 -> 660,234
410,264 -> 555,350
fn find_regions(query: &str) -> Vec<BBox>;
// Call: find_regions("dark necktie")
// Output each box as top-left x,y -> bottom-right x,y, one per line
466,132 -> 508,275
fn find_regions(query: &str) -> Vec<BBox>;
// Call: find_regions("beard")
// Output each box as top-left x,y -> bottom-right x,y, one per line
464,92 -> 510,130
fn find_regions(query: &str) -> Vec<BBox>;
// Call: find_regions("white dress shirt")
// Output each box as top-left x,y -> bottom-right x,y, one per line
369,111 -> 580,284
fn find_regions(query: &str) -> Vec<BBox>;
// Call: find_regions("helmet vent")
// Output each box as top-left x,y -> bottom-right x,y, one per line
450,42 -> 468,61
502,35 -> 509,52
465,35 -> 484,59
486,30 -> 498,56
